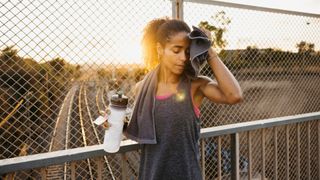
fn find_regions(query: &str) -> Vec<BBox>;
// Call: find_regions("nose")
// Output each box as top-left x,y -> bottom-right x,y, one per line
180,51 -> 188,62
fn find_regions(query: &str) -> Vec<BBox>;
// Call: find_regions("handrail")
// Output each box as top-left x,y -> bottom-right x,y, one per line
1,111 -> 320,175
0,140 -> 139,175
200,111 -> 320,138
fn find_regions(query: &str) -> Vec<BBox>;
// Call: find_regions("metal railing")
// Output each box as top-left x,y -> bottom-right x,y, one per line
1,111 -> 320,179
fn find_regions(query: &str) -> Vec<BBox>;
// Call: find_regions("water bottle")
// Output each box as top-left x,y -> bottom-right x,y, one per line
102,92 -> 128,153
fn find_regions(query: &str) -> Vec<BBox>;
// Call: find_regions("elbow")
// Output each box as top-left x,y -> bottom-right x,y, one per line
226,93 -> 244,104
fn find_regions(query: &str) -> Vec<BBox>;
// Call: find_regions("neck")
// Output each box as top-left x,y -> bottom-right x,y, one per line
158,64 -> 180,84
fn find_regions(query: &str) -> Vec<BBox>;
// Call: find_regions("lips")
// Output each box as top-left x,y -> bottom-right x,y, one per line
176,65 -> 184,70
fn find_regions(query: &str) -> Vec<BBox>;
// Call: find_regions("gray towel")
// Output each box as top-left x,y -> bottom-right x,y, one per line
185,26 -> 212,79
125,65 -> 159,144
125,26 -> 211,144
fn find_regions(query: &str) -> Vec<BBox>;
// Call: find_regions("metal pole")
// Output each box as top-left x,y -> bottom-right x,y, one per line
40,168 -> 46,180
71,162 -> 76,180
307,122 -> 311,180
248,131 -> 252,180
274,127 -> 278,180
318,121 -> 320,180
217,136 -> 222,180
172,0 -> 184,20
94,157 -> 102,180
201,139 -> 206,180
261,129 -> 266,180
297,124 -> 301,179
285,125 -> 290,180
121,153 -> 127,180
231,133 -> 239,180
184,0 -> 320,18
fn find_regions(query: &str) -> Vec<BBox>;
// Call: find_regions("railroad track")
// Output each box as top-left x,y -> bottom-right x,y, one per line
8,81 -> 139,179
45,82 -> 114,180
45,83 -> 94,180
46,84 -> 78,179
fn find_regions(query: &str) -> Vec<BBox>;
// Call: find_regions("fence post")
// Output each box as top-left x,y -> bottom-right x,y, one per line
247,131 -> 252,180
172,0 -> 184,20
71,162 -> 76,180
96,157 -> 103,180
274,126 -> 278,180
40,168 -> 46,179
318,121 -> 320,180
201,139 -> 206,180
218,136 -> 222,180
261,129 -> 266,180
285,125 -> 290,180
121,153 -> 127,180
231,133 -> 239,180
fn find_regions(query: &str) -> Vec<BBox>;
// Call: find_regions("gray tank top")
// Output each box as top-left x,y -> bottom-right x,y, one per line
138,75 -> 202,180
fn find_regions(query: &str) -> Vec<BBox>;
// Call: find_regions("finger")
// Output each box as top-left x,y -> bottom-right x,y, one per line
199,27 -> 211,38
103,123 -> 108,129
103,121 -> 111,130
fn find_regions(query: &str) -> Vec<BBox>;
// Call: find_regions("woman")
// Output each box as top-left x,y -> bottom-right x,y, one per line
125,17 -> 243,180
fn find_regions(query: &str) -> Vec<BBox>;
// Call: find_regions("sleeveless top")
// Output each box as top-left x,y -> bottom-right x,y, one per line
138,75 -> 202,180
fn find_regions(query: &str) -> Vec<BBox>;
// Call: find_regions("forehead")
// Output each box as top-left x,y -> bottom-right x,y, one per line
166,31 -> 190,47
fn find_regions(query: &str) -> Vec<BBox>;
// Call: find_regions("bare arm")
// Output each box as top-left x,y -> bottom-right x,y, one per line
197,48 -> 243,104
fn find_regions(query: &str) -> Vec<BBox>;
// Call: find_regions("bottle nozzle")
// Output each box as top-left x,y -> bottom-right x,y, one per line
111,91 -> 128,108
117,91 -> 123,98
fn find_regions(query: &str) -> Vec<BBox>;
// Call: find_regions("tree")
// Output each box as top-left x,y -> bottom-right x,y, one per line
296,41 -> 315,54
1,45 -> 18,61
198,11 -> 231,50
47,57 -> 66,74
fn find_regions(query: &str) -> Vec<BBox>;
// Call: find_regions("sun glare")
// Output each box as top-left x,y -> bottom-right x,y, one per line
117,40 -> 143,65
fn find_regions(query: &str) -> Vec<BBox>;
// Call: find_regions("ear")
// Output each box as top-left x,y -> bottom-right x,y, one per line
156,42 -> 164,58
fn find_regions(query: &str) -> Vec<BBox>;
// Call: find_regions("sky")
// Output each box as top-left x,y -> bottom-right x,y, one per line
0,0 -> 319,65
220,0 -> 320,14
183,0 -> 320,53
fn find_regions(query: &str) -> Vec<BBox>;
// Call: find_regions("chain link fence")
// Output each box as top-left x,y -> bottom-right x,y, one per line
1,0 -> 320,179
183,2 -> 320,179
184,0 -> 320,127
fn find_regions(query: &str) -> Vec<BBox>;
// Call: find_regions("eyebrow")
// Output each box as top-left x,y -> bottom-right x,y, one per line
172,45 -> 184,49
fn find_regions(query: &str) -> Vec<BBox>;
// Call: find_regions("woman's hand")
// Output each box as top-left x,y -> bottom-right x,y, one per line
198,27 -> 219,61
102,121 -> 111,130
199,27 -> 212,40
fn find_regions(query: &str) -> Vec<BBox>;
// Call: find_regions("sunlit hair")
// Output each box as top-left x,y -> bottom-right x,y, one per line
141,17 -> 191,70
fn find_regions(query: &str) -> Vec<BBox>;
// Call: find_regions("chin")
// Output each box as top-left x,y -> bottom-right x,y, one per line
174,69 -> 184,75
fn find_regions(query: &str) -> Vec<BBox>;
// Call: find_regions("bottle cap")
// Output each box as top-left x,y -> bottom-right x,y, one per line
110,91 -> 128,108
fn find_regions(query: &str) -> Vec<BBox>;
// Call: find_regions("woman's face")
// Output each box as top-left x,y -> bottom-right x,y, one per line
159,31 -> 190,75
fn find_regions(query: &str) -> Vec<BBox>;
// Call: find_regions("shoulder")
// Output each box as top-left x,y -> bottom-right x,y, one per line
134,79 -> 145,96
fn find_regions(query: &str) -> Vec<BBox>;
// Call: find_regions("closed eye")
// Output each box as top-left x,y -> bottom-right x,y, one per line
172,48 -> 181,54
